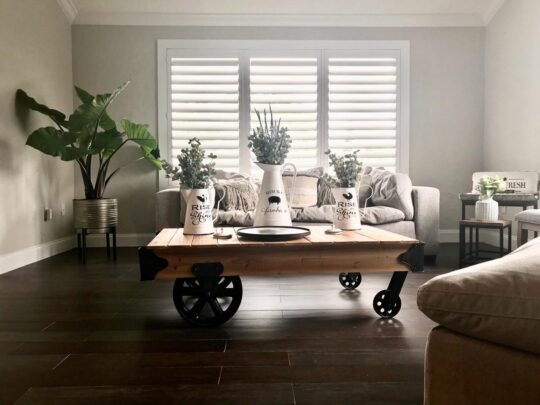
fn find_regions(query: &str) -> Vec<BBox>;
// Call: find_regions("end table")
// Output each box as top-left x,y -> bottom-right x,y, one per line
459,220 -> 511,268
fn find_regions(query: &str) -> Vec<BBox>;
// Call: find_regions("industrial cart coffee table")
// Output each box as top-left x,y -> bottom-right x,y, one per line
138,226 -> 424,326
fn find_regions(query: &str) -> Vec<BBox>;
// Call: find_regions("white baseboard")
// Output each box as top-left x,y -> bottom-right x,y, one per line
0,233 -> 155,275
85,233 -> 155,247
439,229 -> 459,243
0,236 -> 76,276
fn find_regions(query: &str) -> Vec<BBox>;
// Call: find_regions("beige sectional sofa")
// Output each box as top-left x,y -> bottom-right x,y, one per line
418,237 -> 540,404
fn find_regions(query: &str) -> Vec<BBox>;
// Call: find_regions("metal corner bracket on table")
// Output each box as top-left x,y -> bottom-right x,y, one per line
138,247 -> 168,281
398,242 -> 425,273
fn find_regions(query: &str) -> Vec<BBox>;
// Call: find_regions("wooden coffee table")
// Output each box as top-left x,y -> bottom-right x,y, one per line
138,226 -> 424,326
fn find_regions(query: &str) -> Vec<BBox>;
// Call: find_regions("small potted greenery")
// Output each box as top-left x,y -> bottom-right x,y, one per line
161,138 -> 218,234
248,106 -> 296,227
323,149 -> 365,230
475,175 -> 505,221
17,81 -> 161,231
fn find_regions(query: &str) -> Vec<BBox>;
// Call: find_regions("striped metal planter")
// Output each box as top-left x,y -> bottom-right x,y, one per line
73,199 -> 118,230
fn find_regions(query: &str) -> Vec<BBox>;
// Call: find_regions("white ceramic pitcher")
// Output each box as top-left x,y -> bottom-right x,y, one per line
253,162 -> 297,227
181,186 -> 224,235
331,184 -> 374,230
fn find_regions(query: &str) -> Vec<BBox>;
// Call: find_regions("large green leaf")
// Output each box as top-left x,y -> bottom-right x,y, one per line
121,119 -> 157,149
68,81 -> 129,133
74,86 -> 94,104
16,90 -> 68,127
121,119 -> 161,168
26,127 -> 87,161
90,128 -> 124,158
140,146 -> 162,169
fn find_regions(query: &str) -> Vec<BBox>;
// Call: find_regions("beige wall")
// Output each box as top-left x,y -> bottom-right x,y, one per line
0,0 -> 74,258
485,0 -> 540,172
72,26 -> 485,233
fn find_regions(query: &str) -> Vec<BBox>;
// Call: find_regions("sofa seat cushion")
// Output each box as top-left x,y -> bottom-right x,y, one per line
291,205 -> 405,225
417,237 -> 540,355
515,209 -> 540,224
214,205 -> 405,227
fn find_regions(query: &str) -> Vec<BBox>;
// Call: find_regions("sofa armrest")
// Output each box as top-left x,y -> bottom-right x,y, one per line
155,188 -> 182,232
412,186 -> 440,256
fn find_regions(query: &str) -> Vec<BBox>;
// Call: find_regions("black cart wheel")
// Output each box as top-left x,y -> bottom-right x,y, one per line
339,272 -> 362,290
373,290 -> 401,319
173,276 -> 242,326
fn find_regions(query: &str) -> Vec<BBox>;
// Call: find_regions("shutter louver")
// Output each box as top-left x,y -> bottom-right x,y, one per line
250,57 -> 318,170
169,58 -> 240,170
328,57 -> 398,172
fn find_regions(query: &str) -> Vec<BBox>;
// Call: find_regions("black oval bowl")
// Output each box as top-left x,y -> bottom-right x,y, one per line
236,226 -> 311,241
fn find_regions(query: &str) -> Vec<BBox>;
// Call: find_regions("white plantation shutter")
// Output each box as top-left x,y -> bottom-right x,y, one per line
327,56 -> 399,172
249,57 -> 319,170
159,42 -> 408,187
169,57 -> 240,170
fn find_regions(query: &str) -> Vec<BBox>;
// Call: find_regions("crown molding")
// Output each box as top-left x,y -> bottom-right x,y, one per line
56,0 -> 78,24
73,12 -> 485,27
482,0 -> 506,25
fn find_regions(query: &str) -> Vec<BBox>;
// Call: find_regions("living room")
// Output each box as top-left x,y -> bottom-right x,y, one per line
0,0 -> 538,403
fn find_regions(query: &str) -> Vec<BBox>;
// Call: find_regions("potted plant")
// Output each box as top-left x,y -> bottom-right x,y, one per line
323,149 -> 364,230
16,81 -> 161,231
161,138 -> 218,235
248,106 -> 296,227
475,175 -> 505,221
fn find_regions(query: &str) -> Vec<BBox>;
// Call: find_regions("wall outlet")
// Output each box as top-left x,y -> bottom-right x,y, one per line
60,203 -> 66,217
44,208 -> 53,222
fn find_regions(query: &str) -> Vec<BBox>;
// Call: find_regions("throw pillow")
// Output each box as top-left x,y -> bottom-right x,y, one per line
283,167 -> 323,208
214,179 -> 258,211
366,166 -> 414,220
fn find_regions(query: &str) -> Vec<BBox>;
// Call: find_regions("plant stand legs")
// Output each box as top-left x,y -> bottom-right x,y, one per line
77,227 -> 117,264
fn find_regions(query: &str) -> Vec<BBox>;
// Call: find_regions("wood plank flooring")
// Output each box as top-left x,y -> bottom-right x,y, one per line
0,244 -> 459,404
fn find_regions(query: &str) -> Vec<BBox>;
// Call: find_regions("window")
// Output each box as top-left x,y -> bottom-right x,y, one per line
327,54 -> 399,172
168,56 -> 240,171
250,56 -> 319,170
158,40 -> 409,186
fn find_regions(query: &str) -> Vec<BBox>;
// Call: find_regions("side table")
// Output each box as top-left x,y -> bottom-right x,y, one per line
459,220 -> 512,268
459,193 -> 538,219
77,227 -> 117,264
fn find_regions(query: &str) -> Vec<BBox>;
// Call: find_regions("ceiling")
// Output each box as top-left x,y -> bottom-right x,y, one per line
58,0 -> 506,27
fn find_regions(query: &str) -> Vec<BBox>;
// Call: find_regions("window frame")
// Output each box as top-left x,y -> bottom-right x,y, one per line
157,40 -> 410,189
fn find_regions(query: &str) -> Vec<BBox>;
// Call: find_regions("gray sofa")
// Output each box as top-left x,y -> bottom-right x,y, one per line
155,185 -> 440,257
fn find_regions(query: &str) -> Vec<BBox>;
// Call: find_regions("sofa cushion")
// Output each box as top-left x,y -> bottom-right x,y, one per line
515,209 -> 540,225
366,167 -> 414,220
283,167 -> 323,208
214,205 -> 405,227
291,205 -> 405,225
417,237 -> 540,355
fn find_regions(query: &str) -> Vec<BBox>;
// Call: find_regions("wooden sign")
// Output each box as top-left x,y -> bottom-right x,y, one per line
472,172 -> 539,193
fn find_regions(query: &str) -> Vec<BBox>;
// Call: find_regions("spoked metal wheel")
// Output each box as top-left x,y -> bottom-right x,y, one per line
339,272 -> 362,290
173,276 -> 242,326
373,290 -> 401,319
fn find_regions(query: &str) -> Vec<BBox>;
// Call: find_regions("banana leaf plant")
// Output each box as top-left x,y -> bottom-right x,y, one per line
16,81 -> 161,199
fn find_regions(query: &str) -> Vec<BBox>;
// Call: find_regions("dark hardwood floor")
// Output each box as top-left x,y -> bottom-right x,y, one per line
0,244 -> 459,404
